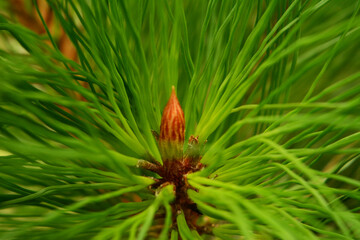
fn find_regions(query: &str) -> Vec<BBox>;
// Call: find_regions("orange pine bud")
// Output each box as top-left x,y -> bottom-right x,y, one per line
159,86 -> 185,161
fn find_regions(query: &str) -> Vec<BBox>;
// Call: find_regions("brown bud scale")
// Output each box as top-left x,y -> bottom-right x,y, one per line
159,86 -> 185,161
138,86 -> 206,234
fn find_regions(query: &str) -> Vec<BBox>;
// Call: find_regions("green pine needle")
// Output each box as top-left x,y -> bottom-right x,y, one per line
1,0 -> 360,239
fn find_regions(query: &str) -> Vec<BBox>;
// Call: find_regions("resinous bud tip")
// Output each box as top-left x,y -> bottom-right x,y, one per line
159,86 -> 185,160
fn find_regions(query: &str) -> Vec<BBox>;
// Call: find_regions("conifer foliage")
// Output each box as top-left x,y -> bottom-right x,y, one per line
0,1 -> 360,239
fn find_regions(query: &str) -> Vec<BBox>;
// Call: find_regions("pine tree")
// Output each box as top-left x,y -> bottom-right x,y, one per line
1,1 -> 360,239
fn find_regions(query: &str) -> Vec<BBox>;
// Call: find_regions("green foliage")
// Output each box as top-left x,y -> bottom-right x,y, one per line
1,0 -> 360,239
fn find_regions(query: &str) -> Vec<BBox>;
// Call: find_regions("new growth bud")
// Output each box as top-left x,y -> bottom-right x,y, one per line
159,86 -> 185,161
